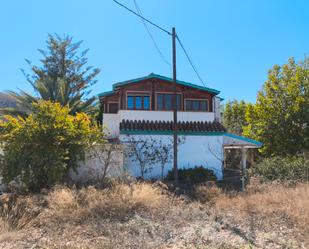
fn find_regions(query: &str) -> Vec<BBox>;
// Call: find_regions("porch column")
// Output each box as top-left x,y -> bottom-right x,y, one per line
241,146 -> 247,191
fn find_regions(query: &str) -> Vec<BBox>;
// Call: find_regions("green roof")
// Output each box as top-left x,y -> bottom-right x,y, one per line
98,90 -> 114,97
118,130 -> 262,146
98,73 -> 220,97
225,133 -> 263,147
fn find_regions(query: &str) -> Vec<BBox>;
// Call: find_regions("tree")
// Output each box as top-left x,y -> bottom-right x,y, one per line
223,100 -> 253,168
244,57 -> 309,156
1,34 -> 100,116
223,100 -> 248,135
90,142 -> 122,181
153,137 -> 185,180
0,101 -> 104,191
154,140 -> 172,180
126,136 -> 157,178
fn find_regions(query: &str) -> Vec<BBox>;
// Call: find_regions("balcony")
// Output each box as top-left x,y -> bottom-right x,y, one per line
103,110 -> 216,138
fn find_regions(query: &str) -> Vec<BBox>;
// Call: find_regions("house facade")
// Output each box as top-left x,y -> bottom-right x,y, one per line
98,73 -> 262,180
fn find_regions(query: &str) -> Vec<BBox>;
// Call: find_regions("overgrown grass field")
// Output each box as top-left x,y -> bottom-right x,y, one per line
0,180 -> 308,249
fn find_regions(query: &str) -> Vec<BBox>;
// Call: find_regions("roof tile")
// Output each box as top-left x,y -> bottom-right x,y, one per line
120,119 -> 226,133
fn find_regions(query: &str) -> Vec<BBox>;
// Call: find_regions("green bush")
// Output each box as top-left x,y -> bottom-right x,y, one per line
165,166 -> 217,183
0,101 -> 104,191
250,154 -> 309,182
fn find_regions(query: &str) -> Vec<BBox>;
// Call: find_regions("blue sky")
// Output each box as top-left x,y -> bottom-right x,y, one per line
0,0 -> 308,102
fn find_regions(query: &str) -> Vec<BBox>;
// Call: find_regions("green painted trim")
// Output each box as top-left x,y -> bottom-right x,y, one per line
97,73 -> 221,96
225,133 -> 263,147
120,130 -> 225,136
119,130 -> 263,147
98,90 -> 115,97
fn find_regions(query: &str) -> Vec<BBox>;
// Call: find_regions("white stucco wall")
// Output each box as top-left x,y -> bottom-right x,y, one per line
69,144 -> 125,184
103,113 -> 120,138
119,110 -> 215,122
103,110 -> 216,138
120,134 -> 224,180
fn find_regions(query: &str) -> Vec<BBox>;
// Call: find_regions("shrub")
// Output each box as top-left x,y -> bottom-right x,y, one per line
165,166 -> 217,183
43,183 -> 170,223
0,101 -> 104,191
47,186 -> 79,211
0,193 -> 42,229
193,183 -> 222,203
215,182 -> 309,231
250,154 -> 309,182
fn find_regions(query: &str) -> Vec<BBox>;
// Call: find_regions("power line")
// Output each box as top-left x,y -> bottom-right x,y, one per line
176,34 -> 206,86
111,0 -> 171,36
133,0 -> 171,68
112,0 -> 206,86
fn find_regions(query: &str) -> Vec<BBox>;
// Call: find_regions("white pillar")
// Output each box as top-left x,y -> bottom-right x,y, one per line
241,146 -> 247,191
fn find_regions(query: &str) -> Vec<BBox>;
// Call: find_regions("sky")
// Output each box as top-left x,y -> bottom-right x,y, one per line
0,0 -> 308,103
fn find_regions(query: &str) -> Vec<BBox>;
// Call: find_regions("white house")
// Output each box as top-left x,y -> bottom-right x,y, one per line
96,73 -> 262,181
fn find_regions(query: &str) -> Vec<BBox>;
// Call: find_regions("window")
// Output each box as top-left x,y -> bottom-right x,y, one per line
185,99 -> 208,112
127,95 -> 150,110
157,94 -> 181,110
108,103 -> 118,113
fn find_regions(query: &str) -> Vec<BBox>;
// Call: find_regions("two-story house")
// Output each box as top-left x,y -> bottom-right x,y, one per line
98,73 -> 262,180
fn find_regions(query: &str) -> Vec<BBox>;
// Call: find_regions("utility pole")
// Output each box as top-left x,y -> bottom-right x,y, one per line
172,27 -> 179,186
112,1 -> 199,187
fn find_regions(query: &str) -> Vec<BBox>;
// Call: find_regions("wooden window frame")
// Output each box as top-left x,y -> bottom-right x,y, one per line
184,98 -> 210,112
107,101 -> 119,113
155,92 -> 182,111
126,91 -> 151,110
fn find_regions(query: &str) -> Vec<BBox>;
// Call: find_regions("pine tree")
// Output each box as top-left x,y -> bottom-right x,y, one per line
1,34 -> 100,116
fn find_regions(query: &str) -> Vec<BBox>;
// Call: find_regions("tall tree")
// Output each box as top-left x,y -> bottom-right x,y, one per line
223,100 -> 248,135
244,57 -> 309,156
223,100 -> 258,168
1,34 -> 100,116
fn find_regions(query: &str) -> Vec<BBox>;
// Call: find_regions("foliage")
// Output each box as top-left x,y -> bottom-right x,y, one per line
193,183 -> 222,203
166,166 -> 217,183
0,101 -> 104,191
153,140 -> 172,180
154,136 -> 185,180
89,142 -> 123,182
125,136 -> 157,178
223,100 -> 248,135
222,100 -> 259,169
250,154 -> 309,182
243,57 -> 309,156
1,182 -> 308,248
0,34 -> 100,117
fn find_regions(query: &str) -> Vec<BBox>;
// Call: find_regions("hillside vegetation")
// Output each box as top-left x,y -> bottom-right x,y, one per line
0,93 -> 17,109
0,180 -> 308,249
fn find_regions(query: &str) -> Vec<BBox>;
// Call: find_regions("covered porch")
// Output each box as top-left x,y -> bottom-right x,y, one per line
222,133 -> 262,190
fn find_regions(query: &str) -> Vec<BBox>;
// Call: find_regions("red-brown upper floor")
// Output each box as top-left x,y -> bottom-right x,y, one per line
98,73 -> 221,114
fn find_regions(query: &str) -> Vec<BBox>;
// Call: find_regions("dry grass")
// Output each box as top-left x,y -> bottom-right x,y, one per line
0,181 -> 308,249
193,183 -> 222,203
0,193 -> 43,230
33,182 -> 173,227
215,181 -> 309,231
